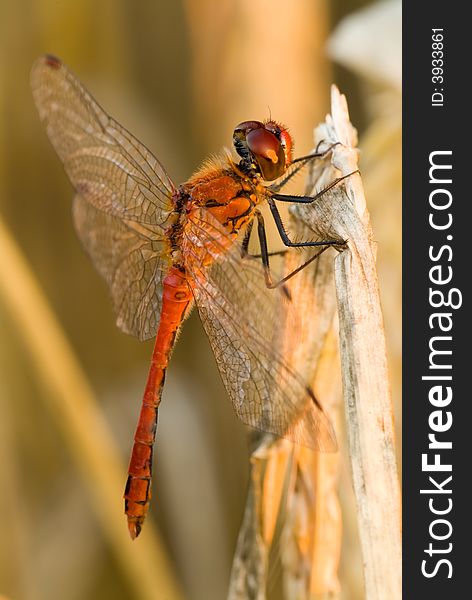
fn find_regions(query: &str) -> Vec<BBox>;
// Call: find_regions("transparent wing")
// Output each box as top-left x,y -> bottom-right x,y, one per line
31,55 -> 177,339
182,209 -> 337,451
73,195 -> 172,340
31,55 -> 175,227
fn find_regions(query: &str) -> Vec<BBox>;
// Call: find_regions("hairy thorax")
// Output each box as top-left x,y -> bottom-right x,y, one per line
169,154 -> 268,268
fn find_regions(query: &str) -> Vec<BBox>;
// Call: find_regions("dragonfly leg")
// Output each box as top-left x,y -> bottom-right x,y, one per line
271,170 -> 360,205
254,209 -> 275,288
267,197 -> 344,248
265,245 -> 334,289
269,142 -> 341,192
260,170 -> 358,288
268,169 -> 359,248
290,141 -> 341,165
240,218 -> 253,256
241,216 -> 287,260
254,207 -> 342,290
246,210 -> 292,299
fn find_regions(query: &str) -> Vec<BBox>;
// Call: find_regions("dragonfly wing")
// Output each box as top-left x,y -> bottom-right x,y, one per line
31,55 -> 175,227
183,209 -> 337,451
31,55 -> 177,339
73,194 -> 172,340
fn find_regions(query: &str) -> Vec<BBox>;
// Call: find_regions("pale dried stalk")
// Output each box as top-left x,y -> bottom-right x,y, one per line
305,328 -> 342,598
0,217 -> 184,600
293,86 -> 401,599
228,435 -> 289,600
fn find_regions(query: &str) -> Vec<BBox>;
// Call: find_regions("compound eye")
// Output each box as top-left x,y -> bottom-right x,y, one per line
246,128 -> 286,180
233,121 -> 264,161
234,120 -> 264,134
246,128 -> 280,163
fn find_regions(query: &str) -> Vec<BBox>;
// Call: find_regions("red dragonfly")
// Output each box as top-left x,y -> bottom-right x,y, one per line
31,55 -> 345,539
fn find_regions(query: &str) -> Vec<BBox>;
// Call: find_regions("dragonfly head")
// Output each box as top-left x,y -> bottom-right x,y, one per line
233,120 -> 293,181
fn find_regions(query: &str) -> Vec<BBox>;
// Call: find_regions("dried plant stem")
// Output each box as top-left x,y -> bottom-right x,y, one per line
0,217 -> 183,600
335,203 -> 401,599
278,231 -> 343,599
294,86 -> 401,599
307,326 -> 342,598
228,441 -> 275,600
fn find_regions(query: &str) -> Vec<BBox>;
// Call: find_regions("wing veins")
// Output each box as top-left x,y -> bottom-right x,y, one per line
184,213 -> 314,397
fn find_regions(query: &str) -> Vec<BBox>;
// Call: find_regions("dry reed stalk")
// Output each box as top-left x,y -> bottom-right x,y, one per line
279,325 -> 343,600
293,86 -> 402,599
306,329 -> 343,598
228,435 -> 289,600
0,217 -> 184,600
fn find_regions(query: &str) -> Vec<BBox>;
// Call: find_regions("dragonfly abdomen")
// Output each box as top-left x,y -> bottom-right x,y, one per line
124,267 -> 193,539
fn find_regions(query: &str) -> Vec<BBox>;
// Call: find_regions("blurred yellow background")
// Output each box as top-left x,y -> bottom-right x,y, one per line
0,1 -> 401,599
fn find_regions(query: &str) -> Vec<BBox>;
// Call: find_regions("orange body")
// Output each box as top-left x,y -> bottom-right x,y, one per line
124,267 -> 192,539
124,165 -> 263,538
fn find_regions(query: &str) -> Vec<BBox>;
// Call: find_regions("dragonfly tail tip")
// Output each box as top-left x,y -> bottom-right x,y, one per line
128,519 -> 142,540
